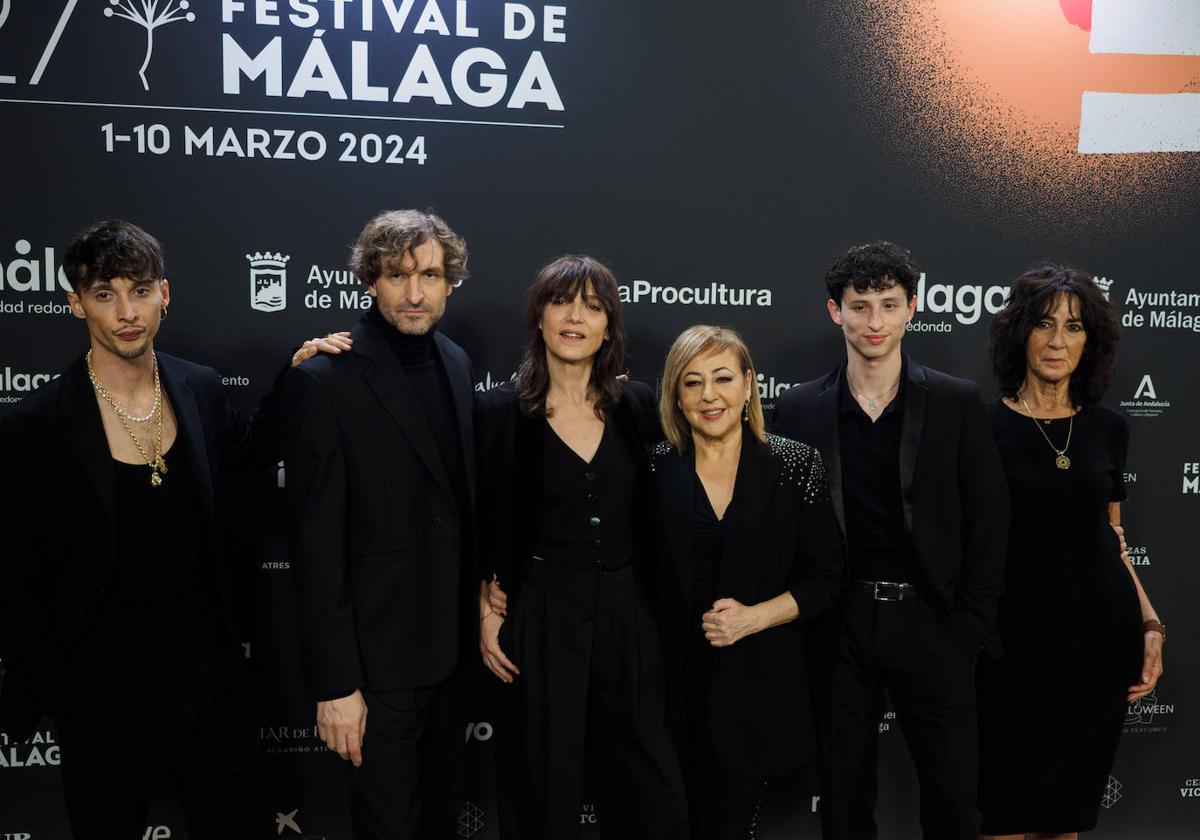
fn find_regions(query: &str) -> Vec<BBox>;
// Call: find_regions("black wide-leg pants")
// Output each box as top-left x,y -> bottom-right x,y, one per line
52,651 -> 272,840
816,593 -> 980,840
495,559 -> 688,840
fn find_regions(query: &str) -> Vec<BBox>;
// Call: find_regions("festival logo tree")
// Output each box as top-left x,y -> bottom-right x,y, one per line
103,0 -> 195,91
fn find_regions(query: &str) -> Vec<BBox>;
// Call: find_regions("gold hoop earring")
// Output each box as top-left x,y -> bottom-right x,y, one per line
160,305 -> 168,320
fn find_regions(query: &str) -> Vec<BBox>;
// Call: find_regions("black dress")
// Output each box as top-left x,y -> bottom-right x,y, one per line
978,403 -> 1143,834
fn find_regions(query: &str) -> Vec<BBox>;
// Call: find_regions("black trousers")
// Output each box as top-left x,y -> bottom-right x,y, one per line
495,560 -> 688,840
351,671 -> 466,840
686,745 -> 767,839
52,651 -> 271,840
816,593 -> 979,840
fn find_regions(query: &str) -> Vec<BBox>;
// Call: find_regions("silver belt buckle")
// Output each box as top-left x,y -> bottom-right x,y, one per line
873,580 -> 904,602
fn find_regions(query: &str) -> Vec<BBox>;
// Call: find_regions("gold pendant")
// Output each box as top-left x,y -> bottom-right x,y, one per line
1056,454 -> 1071,470
155,453 -> 168,474
150,470 -> 163,487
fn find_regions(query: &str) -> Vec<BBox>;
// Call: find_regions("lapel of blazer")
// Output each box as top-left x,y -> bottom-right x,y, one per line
659,445 -> 697,603
354,315 -> 455,501
816,369 -> 846,535
58,356 -> 116,551
433,332 -> 475,505
898,355 -> 929,535
717,433 -> 778,596
158,353 -> 216,534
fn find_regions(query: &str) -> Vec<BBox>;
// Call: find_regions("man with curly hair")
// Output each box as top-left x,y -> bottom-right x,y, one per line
771,241 -> 1009,840
281,210 -> 477,839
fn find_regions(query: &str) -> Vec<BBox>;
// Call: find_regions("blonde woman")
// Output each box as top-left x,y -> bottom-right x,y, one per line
651,325 -> 843,838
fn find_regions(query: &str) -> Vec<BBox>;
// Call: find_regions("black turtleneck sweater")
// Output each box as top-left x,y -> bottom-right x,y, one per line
368,305 -> 467,509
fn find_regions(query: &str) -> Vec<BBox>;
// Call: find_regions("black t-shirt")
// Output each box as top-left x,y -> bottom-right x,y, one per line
81,436 -> 225,662
838,366 -> 921,584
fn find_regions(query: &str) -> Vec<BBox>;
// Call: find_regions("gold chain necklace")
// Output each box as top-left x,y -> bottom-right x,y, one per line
86,349 -> 169,487
1019,396 -> 1073,470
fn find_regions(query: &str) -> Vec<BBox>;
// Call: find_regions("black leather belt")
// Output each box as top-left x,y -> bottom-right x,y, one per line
852,579 -> 920,602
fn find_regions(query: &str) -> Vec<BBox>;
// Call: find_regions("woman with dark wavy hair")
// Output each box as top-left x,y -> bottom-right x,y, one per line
979,265 -> 1164,840
475,255 -> 687,840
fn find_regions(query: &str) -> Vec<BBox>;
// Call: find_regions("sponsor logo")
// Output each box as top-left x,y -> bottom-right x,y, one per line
911,273 -> 1009,329
757,372 -> 796,406
248,252 -> 290,312
1124,688 -> 1174,733
222,375 -> 251,387
1093,276 -> 1114,301
464,722 -> 493,743
1,833 -> 32,840
275,809 -> 300,836
579,803 -> 597,825
475,371 -> 514,392
618,280 -> 772,307
104,0 -> 196,91
457,802 -> 485,838
1182,778 -> 1200,799
1121,288 -> 1200,332
304,264 -> 371,311
260,560 -> 290,570
0,729 -> 60,769
142,828 -> 172,840
260,724 -> 322,755
1127,544 -> 1151,567
0,369 -> 59,403
0,240 -> 73,316
1101,775 -> 1123,809
1183,463 -> 1200,495
878,709 -> 896,734
1120,375 -> 1169,418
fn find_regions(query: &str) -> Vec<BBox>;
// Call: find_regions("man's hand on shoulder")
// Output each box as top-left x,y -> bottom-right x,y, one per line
291,331 -> 353,367
317,688 -> 368,766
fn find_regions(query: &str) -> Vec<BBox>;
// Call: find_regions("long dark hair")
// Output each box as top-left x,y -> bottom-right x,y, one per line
989,264 -> 1119,407
514,255 -> 626,419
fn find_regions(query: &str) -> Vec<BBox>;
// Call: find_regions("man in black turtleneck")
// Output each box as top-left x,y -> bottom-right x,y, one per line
281,210 -> 477,840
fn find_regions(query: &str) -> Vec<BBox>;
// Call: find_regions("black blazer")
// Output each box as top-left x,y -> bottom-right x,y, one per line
0,352 -> 275,740
281,313 -> 477,700
474,379 -> 661,589
771,356 -> 1009,664
651,433 -> 843,776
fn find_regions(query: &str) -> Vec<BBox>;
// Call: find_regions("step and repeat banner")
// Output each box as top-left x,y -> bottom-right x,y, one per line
2,1 -> 1199,837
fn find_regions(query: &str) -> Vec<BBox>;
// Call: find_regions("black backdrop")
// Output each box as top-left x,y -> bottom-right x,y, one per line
2,1 -> 1198,837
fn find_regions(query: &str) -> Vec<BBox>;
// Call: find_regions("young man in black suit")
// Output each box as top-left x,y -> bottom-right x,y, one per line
281,210 -> 477,839
771,242 -> 1009,840
0,220 -> 282,838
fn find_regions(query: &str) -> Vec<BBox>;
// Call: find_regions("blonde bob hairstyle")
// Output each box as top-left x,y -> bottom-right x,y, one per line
659,325 -> 766,452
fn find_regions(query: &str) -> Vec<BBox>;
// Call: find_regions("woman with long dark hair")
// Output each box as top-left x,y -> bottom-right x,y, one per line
979,265 -> 1164,840
475,255 -> 687,840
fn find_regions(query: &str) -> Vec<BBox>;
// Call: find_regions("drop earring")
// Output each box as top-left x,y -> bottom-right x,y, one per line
742,399 -> 750,422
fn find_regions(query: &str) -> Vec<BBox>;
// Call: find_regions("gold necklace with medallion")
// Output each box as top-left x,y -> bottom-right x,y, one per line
86,349 -> 169,487
1019,395 -> 1073,470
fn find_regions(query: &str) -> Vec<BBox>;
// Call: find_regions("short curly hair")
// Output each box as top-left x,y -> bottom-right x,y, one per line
63,220 -> 164,293
349,209 -> 468,288
989,264 -> 1119,407
825,241 -> 920,304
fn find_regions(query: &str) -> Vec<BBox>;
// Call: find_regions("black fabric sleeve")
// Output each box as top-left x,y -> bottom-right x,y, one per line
788,447 -> 846,621
281,366 -> 365,700
945,386 -> 1010,659
1110,412 -> 1130,503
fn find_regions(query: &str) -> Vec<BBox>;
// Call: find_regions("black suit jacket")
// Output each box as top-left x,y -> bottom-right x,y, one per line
0,352 -> 275,739
651,433 -> 843,776
770,356 -> 1009,664
474,379 -> 661,590
281,313 -> 476,700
